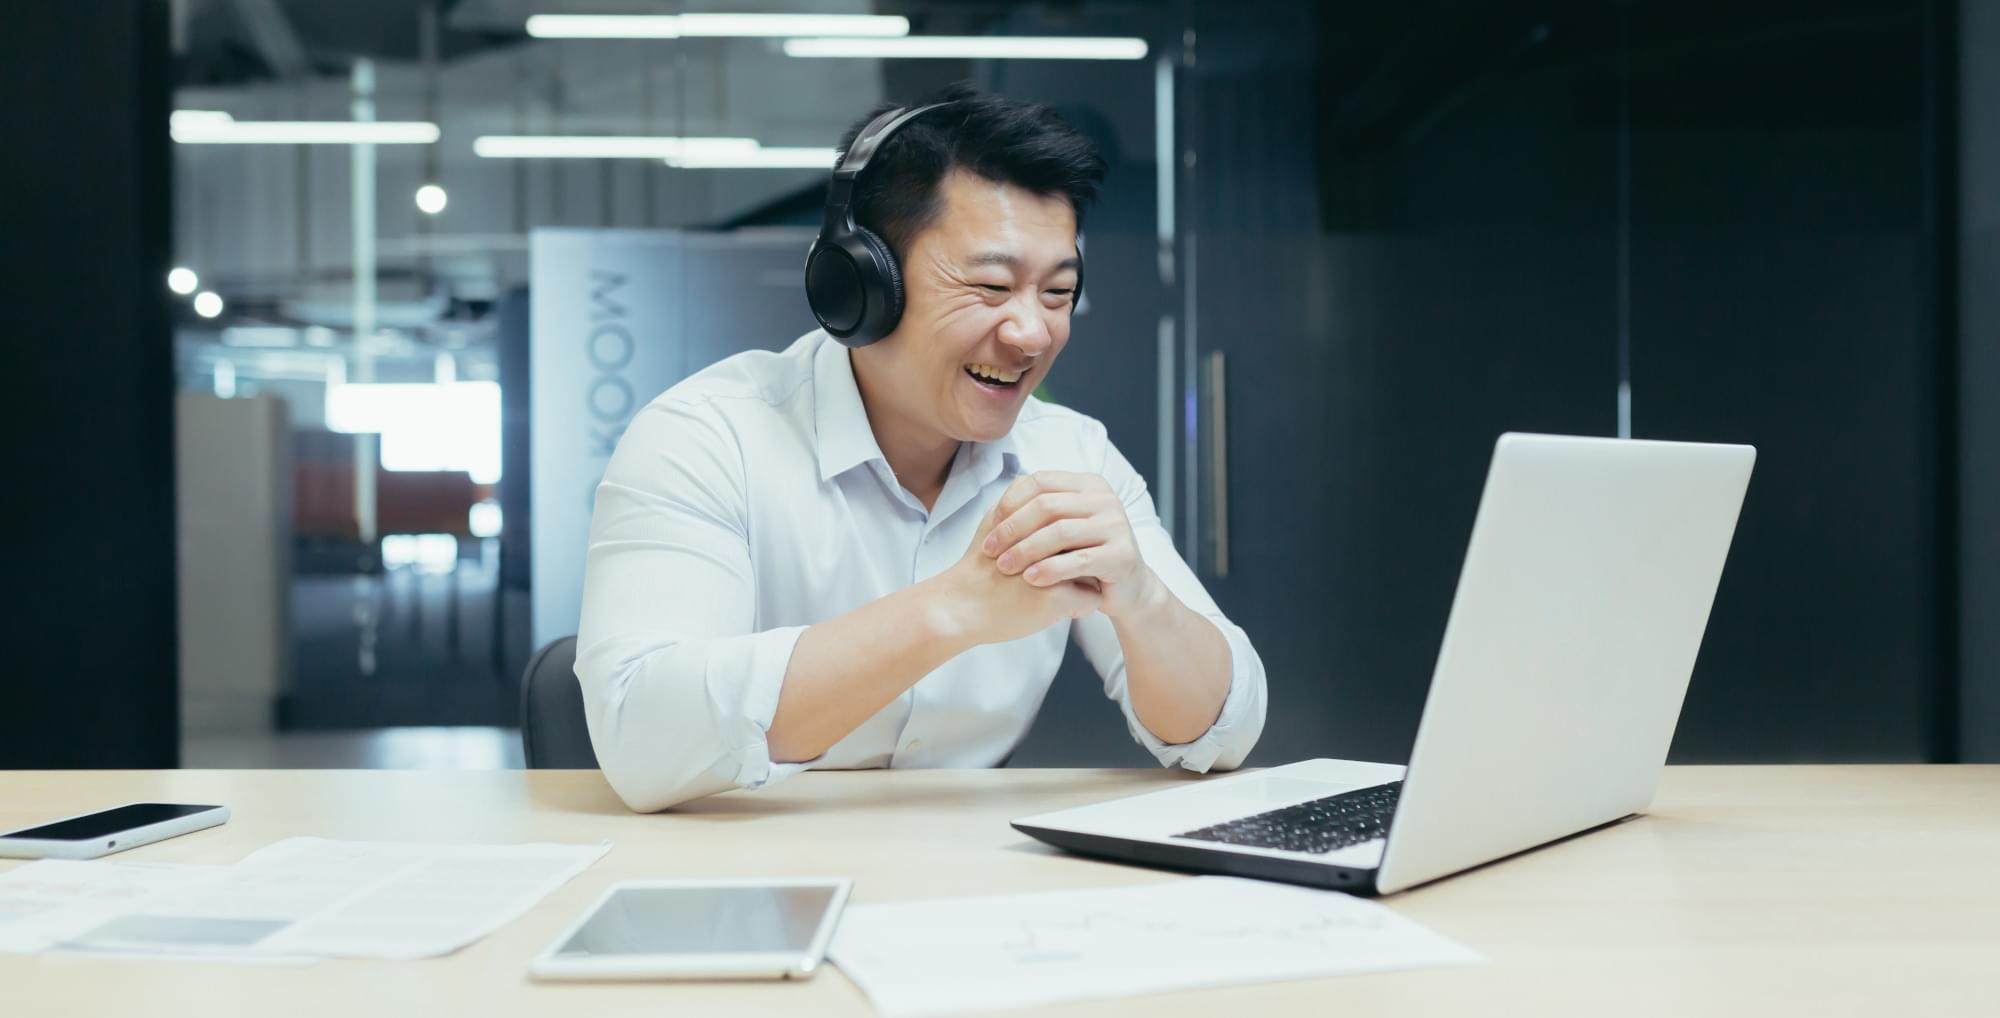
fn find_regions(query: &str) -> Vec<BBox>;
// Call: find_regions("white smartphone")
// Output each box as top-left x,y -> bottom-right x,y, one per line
529,877 -> 852,982
0,803 -> 230,860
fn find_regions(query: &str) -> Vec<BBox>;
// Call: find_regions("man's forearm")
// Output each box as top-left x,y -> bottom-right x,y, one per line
1109,576 -> 1233,746
767,578 -> 978,763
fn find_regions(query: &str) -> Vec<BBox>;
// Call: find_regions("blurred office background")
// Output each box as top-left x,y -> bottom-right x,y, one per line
2,0 -> 1995,771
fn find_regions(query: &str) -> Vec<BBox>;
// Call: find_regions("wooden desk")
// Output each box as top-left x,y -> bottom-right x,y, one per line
2,766 -> 1995,1016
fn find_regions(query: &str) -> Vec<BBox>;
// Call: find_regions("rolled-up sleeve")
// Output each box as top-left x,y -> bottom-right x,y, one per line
1072,438 -> 1268,772
573,398 -> 814,812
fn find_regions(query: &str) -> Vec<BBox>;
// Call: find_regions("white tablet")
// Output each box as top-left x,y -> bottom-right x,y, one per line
528,877 -> 852,981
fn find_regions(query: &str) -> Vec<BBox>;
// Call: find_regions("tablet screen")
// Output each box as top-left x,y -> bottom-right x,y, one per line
554,885 -> 839,957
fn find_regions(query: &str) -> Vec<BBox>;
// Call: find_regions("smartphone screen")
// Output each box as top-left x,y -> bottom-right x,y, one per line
1,804 -> 221,842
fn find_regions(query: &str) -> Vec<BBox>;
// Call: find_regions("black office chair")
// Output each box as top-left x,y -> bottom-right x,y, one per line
519,635 -> 601,769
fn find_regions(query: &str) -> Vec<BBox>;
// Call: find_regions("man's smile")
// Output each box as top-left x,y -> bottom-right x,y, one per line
964,363 -> 1026,389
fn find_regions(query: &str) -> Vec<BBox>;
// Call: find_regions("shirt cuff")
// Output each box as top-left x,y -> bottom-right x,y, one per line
704,624 -> 815,789
1126,614 -> 1265,773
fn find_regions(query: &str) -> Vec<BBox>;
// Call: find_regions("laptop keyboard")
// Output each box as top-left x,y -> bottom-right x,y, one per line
1174,781 -> 1402,855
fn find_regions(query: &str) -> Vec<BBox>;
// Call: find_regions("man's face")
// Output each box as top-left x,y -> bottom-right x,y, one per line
852,169 -> 1081,445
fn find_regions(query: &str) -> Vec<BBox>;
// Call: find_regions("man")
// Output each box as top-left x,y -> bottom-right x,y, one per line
575,84 -> 1266,811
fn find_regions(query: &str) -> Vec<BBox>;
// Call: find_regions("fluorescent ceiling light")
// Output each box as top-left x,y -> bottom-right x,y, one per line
171,110 -> 234,130
783,36 -> 1148,60
526,13 -> 908,39
527,14 -> 679,38
473,135 -> 759,160
173,118 -> 439,145
667,147 -> 836,169
678,14 -> 908,37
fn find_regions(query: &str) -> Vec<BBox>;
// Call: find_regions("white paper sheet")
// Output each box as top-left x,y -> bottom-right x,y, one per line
0,837 -> 608,963
829,876 -> 1484,1016
0,860 -> 223,952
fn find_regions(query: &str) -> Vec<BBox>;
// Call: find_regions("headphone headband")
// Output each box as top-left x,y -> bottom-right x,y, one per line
822,103 -> 950,222
834,103 -> 950,183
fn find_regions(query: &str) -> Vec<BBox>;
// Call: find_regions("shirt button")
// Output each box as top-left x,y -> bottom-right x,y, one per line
904,739 -> 923,754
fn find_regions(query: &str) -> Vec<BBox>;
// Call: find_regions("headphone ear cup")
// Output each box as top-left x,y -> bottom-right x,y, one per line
806,237 -> 868,340
852,226 -> 904,344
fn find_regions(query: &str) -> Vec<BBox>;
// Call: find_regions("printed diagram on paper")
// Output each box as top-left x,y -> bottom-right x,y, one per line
830,876 -> 1483,1016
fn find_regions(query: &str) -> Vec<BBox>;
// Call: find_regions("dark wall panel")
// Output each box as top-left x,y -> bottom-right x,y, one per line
0,5 -> 178,767
1961,0 -> 2000,761
1638,232 -> 1930,760
1629,4 -> 1939,761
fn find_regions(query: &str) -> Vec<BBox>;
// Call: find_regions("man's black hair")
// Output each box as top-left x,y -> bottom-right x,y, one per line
832,83 -> 1106,262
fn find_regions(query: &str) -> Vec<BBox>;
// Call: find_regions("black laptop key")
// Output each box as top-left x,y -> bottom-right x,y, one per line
1174,781 -> 1403,855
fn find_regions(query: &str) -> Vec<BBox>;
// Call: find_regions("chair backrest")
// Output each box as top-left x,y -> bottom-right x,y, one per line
519,635 -> 601,769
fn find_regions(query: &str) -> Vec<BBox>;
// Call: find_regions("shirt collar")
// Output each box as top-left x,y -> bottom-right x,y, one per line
811,331 -> 1027,486
811,332 -> 885,482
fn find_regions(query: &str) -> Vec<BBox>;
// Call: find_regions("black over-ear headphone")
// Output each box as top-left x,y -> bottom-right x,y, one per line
805,103 -> 948,347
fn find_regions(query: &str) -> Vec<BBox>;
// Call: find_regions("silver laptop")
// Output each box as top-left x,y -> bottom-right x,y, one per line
1014,433 -> 1755,895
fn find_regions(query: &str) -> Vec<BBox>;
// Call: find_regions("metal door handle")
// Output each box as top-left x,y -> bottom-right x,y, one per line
1203,350 -> 1229,578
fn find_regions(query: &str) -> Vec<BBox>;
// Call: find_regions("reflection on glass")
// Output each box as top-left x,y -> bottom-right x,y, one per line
557,887 -> 836,957
169,0 -> 1188,753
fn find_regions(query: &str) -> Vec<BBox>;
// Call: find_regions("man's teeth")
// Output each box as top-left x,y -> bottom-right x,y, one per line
967,363 -> 1023,384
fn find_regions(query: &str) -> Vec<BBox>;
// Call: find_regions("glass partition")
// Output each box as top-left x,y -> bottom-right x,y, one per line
169,0 -> 1190,765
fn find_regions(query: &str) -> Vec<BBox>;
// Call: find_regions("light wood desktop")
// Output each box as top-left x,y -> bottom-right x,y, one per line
1,766 -> 1995,1016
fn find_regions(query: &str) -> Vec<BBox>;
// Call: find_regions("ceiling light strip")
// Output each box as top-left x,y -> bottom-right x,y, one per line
173,120 -> 440,144
782,36 -> 1149,60
526,13 -> 909,39
473,135 -> 760,159
678,14 -> 908,38
525,15 -> 681,38
666,147 -> 836,169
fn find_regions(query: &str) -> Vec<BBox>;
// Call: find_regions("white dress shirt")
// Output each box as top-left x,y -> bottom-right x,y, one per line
575,330 -> 1268,811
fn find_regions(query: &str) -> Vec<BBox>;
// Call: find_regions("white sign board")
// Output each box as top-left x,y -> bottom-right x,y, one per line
529,227 -> 814,646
